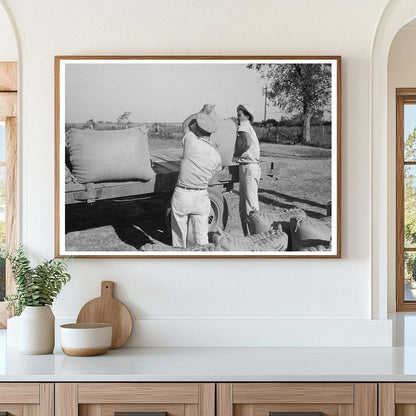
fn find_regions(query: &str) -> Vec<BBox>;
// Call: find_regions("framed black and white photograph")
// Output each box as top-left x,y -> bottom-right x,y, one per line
55,56 -> 341,258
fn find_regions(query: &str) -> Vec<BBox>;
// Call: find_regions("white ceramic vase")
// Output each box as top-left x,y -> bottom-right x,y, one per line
19,305 -> 55,354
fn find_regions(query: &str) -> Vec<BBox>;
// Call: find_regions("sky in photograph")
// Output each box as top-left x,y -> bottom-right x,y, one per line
64,61 -> 284,123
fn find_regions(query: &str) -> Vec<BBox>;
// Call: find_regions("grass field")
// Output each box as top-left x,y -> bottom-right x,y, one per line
65,131 -> 332,251
66,122 -> 331,147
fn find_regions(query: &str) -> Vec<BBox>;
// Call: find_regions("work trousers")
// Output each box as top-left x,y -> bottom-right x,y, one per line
239,163 -> 261,235
171,187 -> 211,248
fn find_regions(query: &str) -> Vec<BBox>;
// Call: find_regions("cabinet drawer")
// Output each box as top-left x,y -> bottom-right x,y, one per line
0,383 -> 53,415
217,383 -> 376,416
78,383 -> 200,404
56,383 -> 215,416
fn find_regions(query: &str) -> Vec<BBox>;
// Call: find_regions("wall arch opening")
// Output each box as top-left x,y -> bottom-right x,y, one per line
371,0 -> 416,321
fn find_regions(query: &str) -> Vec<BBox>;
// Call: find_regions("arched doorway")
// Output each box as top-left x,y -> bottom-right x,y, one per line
387,16 -> 416,312
371,0 -> 416,318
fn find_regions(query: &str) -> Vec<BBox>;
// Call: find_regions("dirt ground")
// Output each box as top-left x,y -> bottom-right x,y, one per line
65,140 -> 331,252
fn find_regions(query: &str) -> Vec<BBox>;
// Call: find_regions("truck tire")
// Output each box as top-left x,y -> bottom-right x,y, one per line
165,188 -> 228,232
207,187 -> 228,231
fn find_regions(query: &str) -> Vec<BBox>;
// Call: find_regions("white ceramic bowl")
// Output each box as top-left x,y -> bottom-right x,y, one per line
60,323 -> 112,356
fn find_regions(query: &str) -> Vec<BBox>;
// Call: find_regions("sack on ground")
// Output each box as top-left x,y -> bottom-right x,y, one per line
66,127 -> 155,184
290,215 -> 332,251
65,166 -> 73,184
212,228 -> 288,251
248,207 -> 306,236
299,244 -> 332,252
140,242 -> 216,252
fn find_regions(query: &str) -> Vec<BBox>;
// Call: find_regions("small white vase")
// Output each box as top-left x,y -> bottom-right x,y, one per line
19,306 -> 55,354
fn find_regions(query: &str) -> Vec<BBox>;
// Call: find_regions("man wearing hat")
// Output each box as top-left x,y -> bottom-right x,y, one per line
171,112 -> 222,248
182,103 -> 216,135
234,104 -> 261,236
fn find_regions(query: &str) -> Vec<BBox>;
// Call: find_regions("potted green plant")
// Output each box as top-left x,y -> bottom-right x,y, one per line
4,246 -> 71,354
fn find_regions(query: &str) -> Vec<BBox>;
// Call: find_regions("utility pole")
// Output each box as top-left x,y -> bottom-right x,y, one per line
263,86 -> 268,122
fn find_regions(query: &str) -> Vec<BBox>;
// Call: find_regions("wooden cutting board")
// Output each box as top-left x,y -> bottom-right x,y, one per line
76,281 -> 133,349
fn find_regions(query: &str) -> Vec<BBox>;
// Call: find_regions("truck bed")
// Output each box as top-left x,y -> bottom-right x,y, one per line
65,151 -> 239,205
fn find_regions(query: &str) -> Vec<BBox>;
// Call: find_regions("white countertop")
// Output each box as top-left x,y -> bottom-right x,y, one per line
2,313 -> 416,382
2,345 -> 416,382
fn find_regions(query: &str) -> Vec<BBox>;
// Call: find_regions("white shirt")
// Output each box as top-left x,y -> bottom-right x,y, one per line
177,132 -> 222,189
235,120 -> 260,164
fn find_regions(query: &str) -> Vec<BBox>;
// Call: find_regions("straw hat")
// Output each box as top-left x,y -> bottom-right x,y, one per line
237,104 -> 254,122
196,112 -> 218,135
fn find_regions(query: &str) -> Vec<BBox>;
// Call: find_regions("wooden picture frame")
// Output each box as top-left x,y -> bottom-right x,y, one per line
55,56 -> 341,258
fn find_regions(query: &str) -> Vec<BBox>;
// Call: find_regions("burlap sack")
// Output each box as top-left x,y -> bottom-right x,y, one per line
182,110 -> 237,168
210,116 -> 237,168
248,207 -> 306,236
290,215 -> 332,251
212,228 -> 288,252
299,244 -> 332,252
66,127 -> 155,184
140,242 -> 216,252
65,166 -> 73,184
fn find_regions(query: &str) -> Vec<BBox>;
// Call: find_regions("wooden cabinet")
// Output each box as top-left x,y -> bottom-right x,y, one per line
217,383 -> 377,416
0,383 -> 53,415
379,383 -> 416,416
55,383 -> 215,416
0,380 -> 411,416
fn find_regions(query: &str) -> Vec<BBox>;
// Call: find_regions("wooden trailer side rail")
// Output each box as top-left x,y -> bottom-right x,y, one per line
65,150 -> 278,205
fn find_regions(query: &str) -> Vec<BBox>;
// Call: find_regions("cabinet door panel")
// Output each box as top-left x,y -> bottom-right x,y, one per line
57,383 -> 215,416
337,404 -> 354,416
396,405 -> 416,416
80,403 -> 185,416
218,383 -> 375,416
0,383 -> 53,416
185,403 -> 199,416
251,403 -> 339,416
379,383 -> 416,416
79,404 -> 101,416
0,404 -> 24,416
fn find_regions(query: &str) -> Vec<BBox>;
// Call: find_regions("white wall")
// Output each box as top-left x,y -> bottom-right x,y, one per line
0,0 -> 394,347
387,26 -> 416,312
0,3 -> 16,61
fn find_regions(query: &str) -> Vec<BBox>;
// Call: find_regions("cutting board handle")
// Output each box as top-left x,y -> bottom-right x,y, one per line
101,281 -> 115,298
